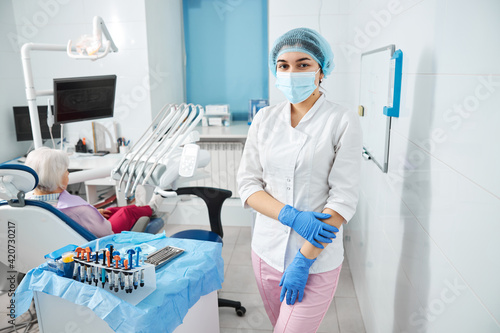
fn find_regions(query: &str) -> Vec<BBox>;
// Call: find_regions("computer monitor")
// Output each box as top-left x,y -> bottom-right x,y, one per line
53,75 -> 117,124
13,106 -> 62,142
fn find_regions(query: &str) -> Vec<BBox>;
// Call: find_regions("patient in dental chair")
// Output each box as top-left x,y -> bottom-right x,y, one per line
24,147 -> 164,237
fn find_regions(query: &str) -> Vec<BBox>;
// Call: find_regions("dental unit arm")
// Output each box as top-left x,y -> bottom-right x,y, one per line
111,103 -> 210,200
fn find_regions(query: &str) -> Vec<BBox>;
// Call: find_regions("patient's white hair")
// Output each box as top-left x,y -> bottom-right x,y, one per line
25,147 -> 69,193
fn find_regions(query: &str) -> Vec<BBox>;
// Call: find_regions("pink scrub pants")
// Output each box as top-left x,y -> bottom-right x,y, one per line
106,205 -> 152,233
251,250 -> 342,333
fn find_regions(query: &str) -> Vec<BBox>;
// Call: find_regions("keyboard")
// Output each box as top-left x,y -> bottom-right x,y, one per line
145,245 -> 185,270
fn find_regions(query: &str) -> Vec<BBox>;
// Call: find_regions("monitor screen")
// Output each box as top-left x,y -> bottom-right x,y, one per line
13,105 -> 62,142
54,75 -> 117,124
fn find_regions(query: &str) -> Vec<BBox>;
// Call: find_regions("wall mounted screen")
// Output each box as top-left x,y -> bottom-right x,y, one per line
13,105 -> 61,142
54,75 -> 117,124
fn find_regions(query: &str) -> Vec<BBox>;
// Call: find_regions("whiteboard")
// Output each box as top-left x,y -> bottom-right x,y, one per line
358,45 -> 395,173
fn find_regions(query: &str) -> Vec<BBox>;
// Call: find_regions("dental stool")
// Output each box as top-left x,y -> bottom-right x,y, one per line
169,187 -> 247,317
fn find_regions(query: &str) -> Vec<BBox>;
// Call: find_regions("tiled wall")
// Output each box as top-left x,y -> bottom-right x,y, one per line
0,1 -> 31,161
269,0 -> 500,331
145,0 -> 185,118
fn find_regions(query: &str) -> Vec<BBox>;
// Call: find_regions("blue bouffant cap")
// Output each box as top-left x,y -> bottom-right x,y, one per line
269,27 -> 335,78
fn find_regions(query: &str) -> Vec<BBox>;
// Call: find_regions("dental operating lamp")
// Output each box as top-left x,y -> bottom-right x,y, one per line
20,16 -> 118,150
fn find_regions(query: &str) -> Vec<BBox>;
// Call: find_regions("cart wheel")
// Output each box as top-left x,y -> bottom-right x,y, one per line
236,306 -> 246,317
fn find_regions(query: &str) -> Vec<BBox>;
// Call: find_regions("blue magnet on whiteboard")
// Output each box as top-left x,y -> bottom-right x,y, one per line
383,49 -> 403,118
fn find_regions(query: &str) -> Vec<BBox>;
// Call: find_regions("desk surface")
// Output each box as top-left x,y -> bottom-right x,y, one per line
68,152 -> 123,170
197,120 -> 249,140
1,152 -> 123,170
15,234 -> 224,333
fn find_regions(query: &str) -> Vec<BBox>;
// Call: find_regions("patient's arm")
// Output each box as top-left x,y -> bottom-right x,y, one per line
60,205 -> 113,237
98,208 -> 112,219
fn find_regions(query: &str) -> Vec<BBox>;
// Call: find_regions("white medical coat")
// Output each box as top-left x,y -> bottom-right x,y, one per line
237,94 -> 362,273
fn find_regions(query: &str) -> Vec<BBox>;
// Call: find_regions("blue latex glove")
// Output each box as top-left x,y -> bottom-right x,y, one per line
279,250 -> 316,305
278,205 -> 338,249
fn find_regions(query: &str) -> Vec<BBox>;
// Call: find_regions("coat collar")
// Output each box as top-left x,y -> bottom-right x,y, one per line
280,93 -> 326,127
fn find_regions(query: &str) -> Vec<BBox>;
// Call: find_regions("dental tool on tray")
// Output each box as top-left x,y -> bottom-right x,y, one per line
145,245 -> 185,270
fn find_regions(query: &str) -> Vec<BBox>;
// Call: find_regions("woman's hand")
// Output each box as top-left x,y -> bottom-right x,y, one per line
300,208 -> 345,259
98,209 -> 112,219
278,205 -> 338,248
279,249 -> 316,305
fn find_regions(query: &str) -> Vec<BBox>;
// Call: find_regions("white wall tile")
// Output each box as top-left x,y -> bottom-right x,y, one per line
318,15 -> 350,70
320,0 -> 362,15
0,51 -> 24,79
0,1 -> 16,25
21,20 -> 148,51
322,72 -> 355,105
339,0 -> 442,74
0,23 -> 22,53
346,157 -> 500,332
344,185 -> 421,332
433,0 -> 500,75
145,0 -> 185,114
82,0 -> 146,23
388,131 -> 500,322
391,74 -> 500,198
0,1 -> 32,162
268,0 -> 322,17
268,15 -> 320,48
104,21 -> 148,50
12,0 -> 89,26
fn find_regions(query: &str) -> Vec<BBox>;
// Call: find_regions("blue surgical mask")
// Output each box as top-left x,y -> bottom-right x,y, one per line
275,68 -> 320,104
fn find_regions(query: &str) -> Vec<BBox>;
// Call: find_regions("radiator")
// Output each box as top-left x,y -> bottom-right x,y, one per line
193,142 -> 244,198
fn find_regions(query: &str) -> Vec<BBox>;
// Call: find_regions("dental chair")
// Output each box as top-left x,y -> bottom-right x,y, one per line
0,164 -> 163,275
0,164 -> 94,275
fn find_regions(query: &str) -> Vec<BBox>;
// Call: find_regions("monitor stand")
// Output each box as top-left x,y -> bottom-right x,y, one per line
92,122 -> 118,154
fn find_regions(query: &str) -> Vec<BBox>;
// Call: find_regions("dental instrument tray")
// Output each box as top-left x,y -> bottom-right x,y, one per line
66,244 -> 157,305
145,245 -> 185,270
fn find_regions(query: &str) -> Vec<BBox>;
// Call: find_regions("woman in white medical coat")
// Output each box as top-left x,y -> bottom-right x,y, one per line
237,28 -> 362,332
